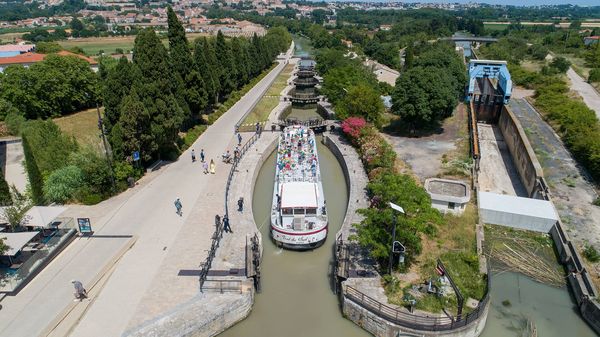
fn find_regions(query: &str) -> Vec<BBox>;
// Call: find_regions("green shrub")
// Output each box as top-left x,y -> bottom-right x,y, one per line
81,193 -> 102,205
182,124 -> 208,150
114,161 -> 136,182
4,111 -> 26,135
43,165 -> 85,203
583,244 -> 600,263
588,68 -> 600,83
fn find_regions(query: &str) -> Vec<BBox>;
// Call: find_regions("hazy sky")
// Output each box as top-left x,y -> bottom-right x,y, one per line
344,0 -> 599,6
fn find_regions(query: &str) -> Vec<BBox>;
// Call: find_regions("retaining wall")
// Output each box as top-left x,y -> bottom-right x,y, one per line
497,105 -> 544,198
124,290 -> 254,337
343,298 -> 488,337
473,102 -> 600,334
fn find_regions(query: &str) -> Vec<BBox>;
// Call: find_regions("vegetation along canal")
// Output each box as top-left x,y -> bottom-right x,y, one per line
219,126 -> 368,337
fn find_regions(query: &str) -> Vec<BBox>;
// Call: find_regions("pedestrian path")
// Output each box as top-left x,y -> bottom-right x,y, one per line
567,68 -> 600,119
0,47 -> 291,337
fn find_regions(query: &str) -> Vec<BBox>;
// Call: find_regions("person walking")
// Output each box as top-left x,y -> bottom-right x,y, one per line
223,215 -> 232,233
209,159 -> 216,174
203,161 -> 209,174
174,198 -> 183,216
237,132 -> 242,146
191,149 -> 196,162
255,122 -> 260,133
200,149 -> 205,162
71,280 -> 87,301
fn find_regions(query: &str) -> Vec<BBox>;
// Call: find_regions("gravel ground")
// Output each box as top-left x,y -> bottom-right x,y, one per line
509,98 -> 600,252
384,106 -> 465,181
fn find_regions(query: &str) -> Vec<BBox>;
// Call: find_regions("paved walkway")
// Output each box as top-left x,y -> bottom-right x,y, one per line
0,47 -> 292,337
567,67 -> 600,119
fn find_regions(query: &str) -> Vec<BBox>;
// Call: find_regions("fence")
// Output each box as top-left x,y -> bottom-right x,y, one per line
344,283 -> 490,332
199,130 -> 262,292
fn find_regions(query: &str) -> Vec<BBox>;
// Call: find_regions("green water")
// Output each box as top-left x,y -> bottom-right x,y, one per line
218,137 -> 368,337
481,271 -> 596,337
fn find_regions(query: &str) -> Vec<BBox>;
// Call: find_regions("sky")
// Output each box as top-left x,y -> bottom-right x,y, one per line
340,0 -> 600,6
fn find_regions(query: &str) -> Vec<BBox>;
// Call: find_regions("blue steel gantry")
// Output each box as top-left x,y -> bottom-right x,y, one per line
466,59 -> 512,105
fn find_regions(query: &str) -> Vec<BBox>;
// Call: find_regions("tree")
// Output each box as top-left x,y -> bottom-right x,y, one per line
0,171 -> 12,206
167,6 -> 194,115
550,56 -> 571,73
0,186 -> 31,231
392,66 -> 457,130
132,28 -> 185,159
21,135 -> 44,205
193,38 -> 218,106
215,31 -> 236,96
112,88 -> 153,162
337,84 -> 384,126
352,172 -> 441,268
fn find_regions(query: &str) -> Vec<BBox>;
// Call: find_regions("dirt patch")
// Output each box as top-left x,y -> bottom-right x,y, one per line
383,104 -> 467,181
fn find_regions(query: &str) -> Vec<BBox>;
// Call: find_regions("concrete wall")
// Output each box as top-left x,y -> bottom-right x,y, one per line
124,291 -> 254,337
343,297 -> 489,337
497,106 -> 544,198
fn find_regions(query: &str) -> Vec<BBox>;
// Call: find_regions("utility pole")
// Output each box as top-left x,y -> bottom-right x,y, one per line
97,104 -> 116,192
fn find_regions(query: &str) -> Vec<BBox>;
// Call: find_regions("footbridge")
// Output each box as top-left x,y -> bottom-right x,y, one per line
442,36 -> 498,43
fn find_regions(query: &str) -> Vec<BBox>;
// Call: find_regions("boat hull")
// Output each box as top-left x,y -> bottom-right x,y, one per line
270,224 -> 327,250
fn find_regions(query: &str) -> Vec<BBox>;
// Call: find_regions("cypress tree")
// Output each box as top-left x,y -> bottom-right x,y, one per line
167,6 -> 195,116
167,6 -> 192,77
202,38 -> 221,104
0,171 -> 12,206
193,39 -> 217,106
133,28 -> 185,159
22,135 -> 45,205
231,37 -> 249,86
215,31 -> 236,96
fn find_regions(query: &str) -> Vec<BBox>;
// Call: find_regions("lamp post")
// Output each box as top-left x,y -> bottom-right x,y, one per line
388,202 -> 405,275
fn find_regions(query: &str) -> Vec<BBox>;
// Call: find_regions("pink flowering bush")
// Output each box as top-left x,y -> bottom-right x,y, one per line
341,117 -> 367,144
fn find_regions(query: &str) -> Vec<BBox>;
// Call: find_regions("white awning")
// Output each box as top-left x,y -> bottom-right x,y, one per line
1,231 -> 39,256
280,182 -> 318,208
22,206 -> 67,228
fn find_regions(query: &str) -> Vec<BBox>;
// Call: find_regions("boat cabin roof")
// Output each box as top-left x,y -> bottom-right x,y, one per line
280,182 -> 318,208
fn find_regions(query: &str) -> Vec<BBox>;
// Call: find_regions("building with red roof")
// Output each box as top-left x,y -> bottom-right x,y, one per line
0,51 -> 98,73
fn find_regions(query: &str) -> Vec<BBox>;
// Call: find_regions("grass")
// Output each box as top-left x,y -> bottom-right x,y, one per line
385,203 -> 486,315
53,107 -> 103,150
0,32 -> 25,44
557,53 -> 591,79
240,63 -> 294,125
521,60 -> 545,73
57,33 -> 209,56
484,23 -> 509,32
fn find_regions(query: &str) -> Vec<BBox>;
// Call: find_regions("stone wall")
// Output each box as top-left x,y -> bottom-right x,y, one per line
124,290 -> 253,337
497,105 -> 544,198
343,297 -> 489,337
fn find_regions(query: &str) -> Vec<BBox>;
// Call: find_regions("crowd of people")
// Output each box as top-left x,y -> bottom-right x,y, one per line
276,126 -> 318,182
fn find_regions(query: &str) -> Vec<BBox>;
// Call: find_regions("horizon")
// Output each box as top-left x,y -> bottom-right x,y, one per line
326,0 -> 600,7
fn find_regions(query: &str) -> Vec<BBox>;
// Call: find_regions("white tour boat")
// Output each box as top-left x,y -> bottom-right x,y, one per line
271,125 -> 328,249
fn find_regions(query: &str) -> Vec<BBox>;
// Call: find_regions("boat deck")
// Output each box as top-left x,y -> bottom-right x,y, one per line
276,126 -> 319,183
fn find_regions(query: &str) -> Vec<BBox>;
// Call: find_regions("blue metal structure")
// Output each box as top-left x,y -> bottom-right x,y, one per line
466,59 -> 512,104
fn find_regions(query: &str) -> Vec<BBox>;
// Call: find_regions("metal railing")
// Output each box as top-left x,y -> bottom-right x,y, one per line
224,131 -> 261,217
199,218 -> 224,292
199,130 -> 261,292
344,284 -> 490,332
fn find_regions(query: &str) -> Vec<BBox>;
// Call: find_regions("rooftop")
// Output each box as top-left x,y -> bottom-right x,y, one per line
425,178 -> 470,203
0,51 -> 97,66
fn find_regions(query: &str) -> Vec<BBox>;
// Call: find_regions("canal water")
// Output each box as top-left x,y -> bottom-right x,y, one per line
481,271 -> 596,337
219,135 -> 368,337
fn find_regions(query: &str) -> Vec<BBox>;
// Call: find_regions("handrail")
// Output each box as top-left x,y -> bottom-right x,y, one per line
200,130 -> 262,291
343,263 -> 491,332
